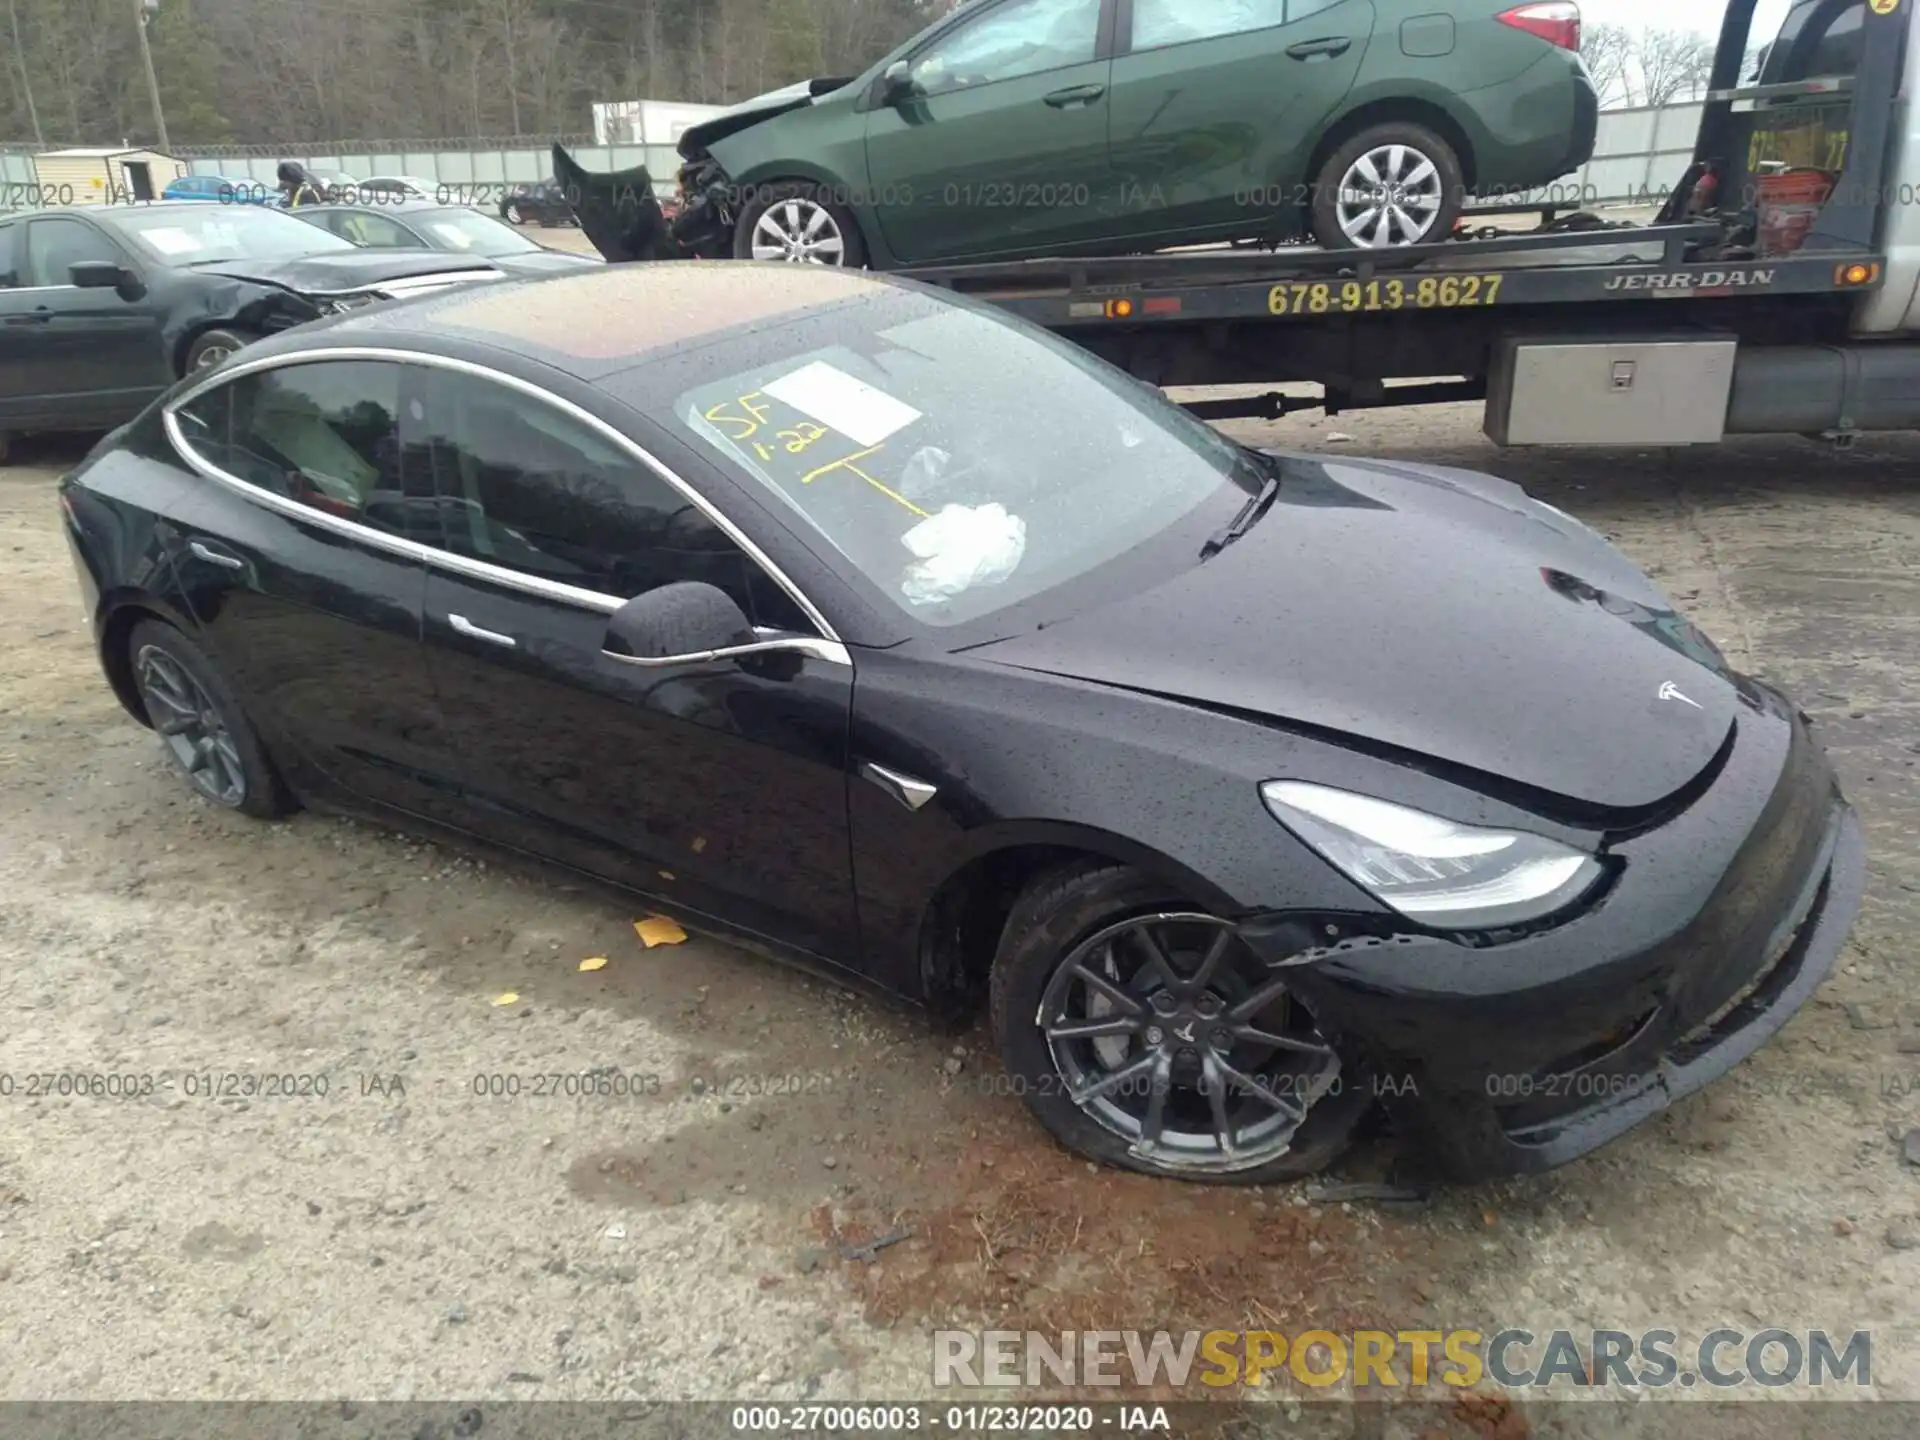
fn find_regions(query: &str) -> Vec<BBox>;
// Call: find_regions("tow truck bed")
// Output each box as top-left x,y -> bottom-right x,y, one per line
902,222 -> 1879,334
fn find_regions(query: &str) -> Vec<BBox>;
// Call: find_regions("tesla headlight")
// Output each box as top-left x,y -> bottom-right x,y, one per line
1260,781 -> 1603,928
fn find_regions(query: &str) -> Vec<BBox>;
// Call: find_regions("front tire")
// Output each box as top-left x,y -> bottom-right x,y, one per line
988,862 -> 1369,1183
128,619 -> 294,819
734,181 -> 866,267
183,327 -> 262,376
1310,123 -> 1464,250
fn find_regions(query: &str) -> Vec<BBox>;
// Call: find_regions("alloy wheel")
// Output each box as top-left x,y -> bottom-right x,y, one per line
1335,144 -> 1445,247
135,644 -> 247,807
750,199 -> 847,264
505,202 -> 524,224
1037,912 -> 1342,1175
192,342 -> 237,372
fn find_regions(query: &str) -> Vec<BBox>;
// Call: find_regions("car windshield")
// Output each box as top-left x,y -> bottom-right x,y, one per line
108,206 -> 357,263
626,288 -> 1261,630
410,207 -> 535,256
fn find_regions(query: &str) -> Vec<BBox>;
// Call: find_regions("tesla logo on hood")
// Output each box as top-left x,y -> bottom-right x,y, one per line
1659,681 -> 1704,709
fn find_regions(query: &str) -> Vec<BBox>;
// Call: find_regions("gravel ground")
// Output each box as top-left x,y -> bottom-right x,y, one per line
1,375 -> 1917,1423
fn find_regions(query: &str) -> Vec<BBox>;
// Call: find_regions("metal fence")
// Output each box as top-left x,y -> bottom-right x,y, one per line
2,102 -> 1706,209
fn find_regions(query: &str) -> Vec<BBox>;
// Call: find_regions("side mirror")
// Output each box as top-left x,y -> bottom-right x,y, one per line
603,582 -> 754,665
881,60 -> 915,102
70,260 -> 128,288
71,260 -> 144,300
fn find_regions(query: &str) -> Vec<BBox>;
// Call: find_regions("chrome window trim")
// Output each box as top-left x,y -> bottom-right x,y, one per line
160,345 -> 844,645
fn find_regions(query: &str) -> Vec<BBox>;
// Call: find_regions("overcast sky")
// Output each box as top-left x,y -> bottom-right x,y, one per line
1581,0 -> 1791,39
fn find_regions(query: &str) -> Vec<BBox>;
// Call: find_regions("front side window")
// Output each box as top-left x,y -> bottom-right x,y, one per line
174,361 -> 438,543
26,218 -> 124,286
0,224 -> 17,287
409,208 -> 534,257
414,369 -> 811,630
333,211 -> 418,247
630,288 -> 1258,630
909,0 -> 1103,95
1129,0 -> 1298,49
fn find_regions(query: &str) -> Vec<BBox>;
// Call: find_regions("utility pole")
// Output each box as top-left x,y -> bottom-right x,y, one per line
134,0 -> 170,150
6,0 -> 43,147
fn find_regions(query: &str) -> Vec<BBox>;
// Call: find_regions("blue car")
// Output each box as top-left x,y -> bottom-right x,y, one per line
162,173 -> 273,205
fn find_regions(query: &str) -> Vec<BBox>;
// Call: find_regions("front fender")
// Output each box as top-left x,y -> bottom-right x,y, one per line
160,278 -> 321,377
847,648 -> 1400,996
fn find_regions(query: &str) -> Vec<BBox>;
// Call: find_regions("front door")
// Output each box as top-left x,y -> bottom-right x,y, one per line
407,365 -> 862,964
864,0 -> 1119,265
18,214 -> 170,424
163,356 -> 451,814
1103,0 -> 1373,245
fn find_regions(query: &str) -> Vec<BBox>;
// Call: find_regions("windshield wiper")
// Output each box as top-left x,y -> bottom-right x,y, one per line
1200,470 -> 1280,561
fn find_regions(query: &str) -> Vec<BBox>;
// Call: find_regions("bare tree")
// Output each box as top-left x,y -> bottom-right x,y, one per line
6,0 -> 45,145
1582,22 -> 1638,106
1636,28 -> 1714,106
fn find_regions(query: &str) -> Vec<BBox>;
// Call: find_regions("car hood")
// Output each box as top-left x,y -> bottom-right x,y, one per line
486,249 -> 603,274
677,76 -> 859,157
189,250 -> 502,294
970,454 -> 1742,815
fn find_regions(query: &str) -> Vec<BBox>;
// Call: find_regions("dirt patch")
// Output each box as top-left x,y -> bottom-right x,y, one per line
806,1123 -> 1399,1391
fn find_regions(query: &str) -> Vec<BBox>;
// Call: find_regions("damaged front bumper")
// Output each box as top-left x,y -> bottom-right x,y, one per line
1239,686 -> 1867,1182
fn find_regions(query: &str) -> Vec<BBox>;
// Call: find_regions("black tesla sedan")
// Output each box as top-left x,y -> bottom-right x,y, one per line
0,202 -> 505,463
286,200 -> 604,277
56,263 -> 1865,1185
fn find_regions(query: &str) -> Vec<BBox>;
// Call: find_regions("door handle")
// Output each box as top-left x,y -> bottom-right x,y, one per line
188,540 -> 246,570
1043,83 -> 1107,108
1285,37 -> 1352,59
448,613 -> 518,648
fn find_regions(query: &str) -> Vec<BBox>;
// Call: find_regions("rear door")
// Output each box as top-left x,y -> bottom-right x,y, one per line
1102,0 -> 1373,245
15,214 -> 171,425
863,0 -> 1121,264
406,364 -> 863,963
163,357 -> 451,815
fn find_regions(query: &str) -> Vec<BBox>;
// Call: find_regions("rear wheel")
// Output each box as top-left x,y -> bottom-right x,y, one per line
734,181 -> 866,267
504,201 -> 525,224
128,619 -> 294,819
1311,122 -> 1464,249
989,862 -> 1370,1183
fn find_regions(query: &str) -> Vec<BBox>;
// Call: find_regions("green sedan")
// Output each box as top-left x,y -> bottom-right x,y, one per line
668,0 -> 1599,267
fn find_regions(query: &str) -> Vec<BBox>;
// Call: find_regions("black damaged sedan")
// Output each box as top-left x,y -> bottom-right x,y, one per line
0,202 -> 503,462
57,263 -> 1865,1184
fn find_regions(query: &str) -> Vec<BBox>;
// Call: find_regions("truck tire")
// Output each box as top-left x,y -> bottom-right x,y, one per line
733,181 -> 867,268
1311,123 -> 1465,250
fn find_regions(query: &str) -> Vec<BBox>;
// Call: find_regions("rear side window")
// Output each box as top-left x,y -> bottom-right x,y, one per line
173,360 -> 441,545
414,366 -> 812,630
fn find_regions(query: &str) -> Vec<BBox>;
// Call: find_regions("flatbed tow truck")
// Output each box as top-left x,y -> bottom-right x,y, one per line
576,0 -> 1920,448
